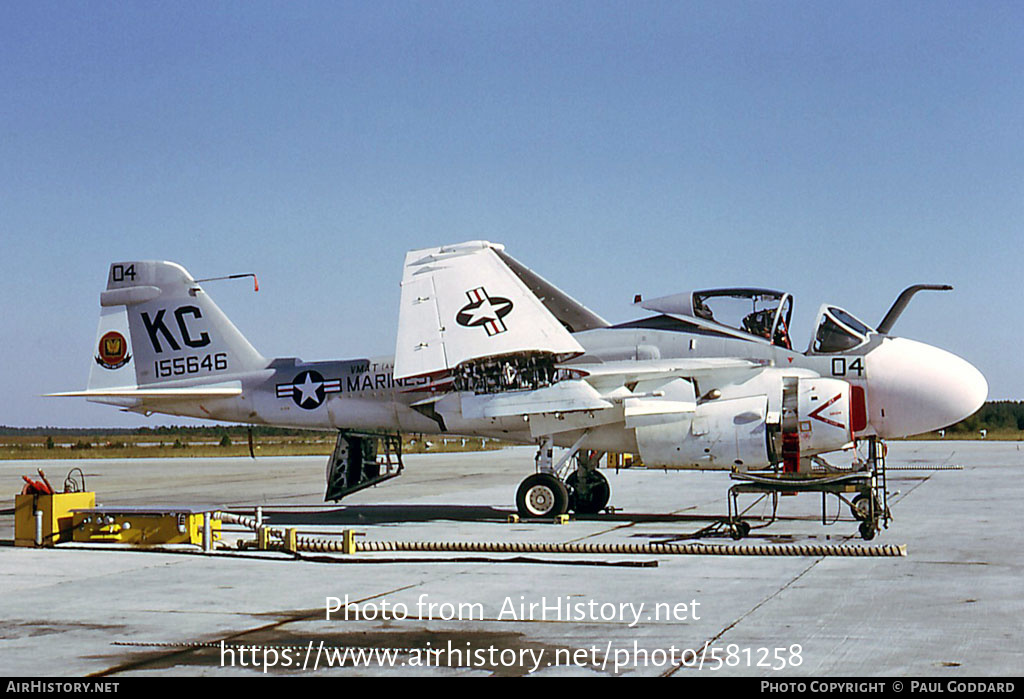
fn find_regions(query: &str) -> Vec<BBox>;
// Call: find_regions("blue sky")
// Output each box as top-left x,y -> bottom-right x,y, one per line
1,1 -> 1021,427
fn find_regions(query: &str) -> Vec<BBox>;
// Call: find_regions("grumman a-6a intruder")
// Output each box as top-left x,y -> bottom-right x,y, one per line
52,241 -> 987,539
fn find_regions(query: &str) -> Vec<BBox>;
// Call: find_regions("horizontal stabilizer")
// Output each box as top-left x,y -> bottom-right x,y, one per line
47,382 -> 243,400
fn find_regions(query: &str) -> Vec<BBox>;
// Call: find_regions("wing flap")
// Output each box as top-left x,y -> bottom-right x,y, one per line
393,274 -> 448,380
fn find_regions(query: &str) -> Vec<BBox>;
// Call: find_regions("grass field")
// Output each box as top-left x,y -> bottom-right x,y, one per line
904,429 -> 1024,441
2,429 -> 1020,461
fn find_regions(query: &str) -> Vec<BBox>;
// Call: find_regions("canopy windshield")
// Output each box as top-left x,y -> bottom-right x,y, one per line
811,305 -> 875,353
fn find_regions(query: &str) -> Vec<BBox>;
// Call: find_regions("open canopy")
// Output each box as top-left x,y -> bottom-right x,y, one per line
641,288 -> 794,348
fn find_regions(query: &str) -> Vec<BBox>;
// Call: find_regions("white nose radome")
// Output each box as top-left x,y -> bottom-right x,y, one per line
866,337 -> 987,439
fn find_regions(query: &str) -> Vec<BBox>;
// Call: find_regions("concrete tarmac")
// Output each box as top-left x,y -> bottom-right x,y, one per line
0,441 -> 1020,677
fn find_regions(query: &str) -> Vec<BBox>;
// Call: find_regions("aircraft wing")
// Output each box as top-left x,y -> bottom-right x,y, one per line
461,379 -> 612,419
393,242 -> 778,433
563,357 -> 769,384
394,241 -> 586,380
492,248 -> 608,333
448,357 -> 775,431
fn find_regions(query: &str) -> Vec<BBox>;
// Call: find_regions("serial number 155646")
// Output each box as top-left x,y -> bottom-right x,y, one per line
154,353 -> 228,378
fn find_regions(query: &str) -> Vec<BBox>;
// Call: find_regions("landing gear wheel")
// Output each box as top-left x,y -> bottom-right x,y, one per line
566,469 -> 611,514
859,521 -> 876,541
516,473 -> 569,518
850,493 -> 879,522
730,520 -> 751,540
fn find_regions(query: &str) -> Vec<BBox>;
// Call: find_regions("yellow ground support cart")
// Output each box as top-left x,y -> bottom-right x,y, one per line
14,492 -> 96,547
72,506 -> 221,546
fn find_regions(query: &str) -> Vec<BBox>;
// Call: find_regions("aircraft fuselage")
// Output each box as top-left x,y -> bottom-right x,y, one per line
143,325 -> 854,439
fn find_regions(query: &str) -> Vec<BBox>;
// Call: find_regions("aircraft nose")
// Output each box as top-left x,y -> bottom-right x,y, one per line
866,337 -> 987,438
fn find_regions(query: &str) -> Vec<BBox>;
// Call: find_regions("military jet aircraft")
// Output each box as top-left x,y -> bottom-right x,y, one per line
52,241 -> 986,539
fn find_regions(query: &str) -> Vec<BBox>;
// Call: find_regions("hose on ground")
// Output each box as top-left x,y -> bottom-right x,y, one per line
217,511 -> 906,557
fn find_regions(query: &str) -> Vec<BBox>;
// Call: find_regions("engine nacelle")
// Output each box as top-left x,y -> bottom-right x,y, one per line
635,395 -> 770,470
633,374 -> 854,471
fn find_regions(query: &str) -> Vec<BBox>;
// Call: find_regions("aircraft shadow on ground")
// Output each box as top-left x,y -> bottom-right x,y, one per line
248,505 -> 731,526
259,505 -> 510,525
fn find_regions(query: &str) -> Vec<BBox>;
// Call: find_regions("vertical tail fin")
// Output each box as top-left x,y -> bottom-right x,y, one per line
89,261 -> 266,390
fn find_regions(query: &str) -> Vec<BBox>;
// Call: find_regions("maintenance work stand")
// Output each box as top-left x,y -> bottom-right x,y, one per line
725,438 -> 890,541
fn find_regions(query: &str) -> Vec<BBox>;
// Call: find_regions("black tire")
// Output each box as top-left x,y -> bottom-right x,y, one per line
516,473 -> 569,518
851,493 -> 879,522
730,520 -> 750,540
566,469 -> 611,514
859,521 -> 876,541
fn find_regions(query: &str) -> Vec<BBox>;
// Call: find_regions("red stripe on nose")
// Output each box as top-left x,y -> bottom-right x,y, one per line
851,385 -> 868,432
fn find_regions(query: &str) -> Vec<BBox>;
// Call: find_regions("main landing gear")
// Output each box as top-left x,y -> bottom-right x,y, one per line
516,473 -> 569,518
515,436 -> 610,518
566,467 -> 611,514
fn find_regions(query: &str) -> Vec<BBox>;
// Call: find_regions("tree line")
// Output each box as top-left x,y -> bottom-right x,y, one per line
942,401 -> 1024,434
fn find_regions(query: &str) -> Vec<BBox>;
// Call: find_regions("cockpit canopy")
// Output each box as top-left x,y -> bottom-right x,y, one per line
640,288 -> 794,348
638,288 -> 878,353
811,305 -> 876,354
